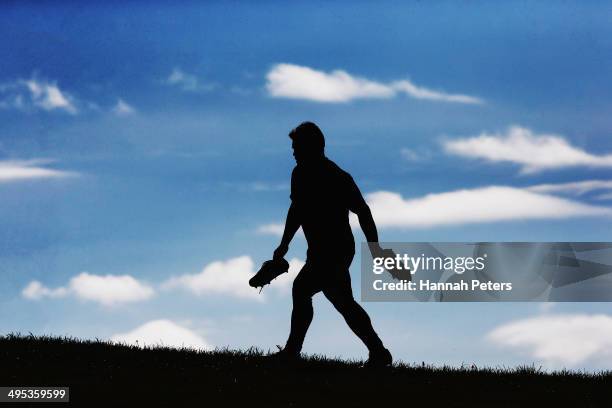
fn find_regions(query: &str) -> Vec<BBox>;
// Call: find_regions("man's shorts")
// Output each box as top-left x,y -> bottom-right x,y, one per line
293,251 -> 355,297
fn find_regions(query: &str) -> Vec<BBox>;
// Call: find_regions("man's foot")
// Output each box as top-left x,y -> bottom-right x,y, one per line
364,347 -> 392,368
267,346 -> 300,363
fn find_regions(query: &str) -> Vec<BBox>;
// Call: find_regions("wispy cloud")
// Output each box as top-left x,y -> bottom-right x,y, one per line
22,272 -> 155,306
112,98 -> 135,116
165,68 -> 215,92
163,255 -> 304,300
111,319 -> 211,350
247,182 -> 289,192
596,192 -> 612,201
0,78 -> 77,114
256,223 -> 285,236
443,126 -> 612,174
0,159 -> 77,183
266,63 -> 483,104
400,147 -> 432,162
362,185 -> 611,229
255,223 -> 306,240
487,314 -> 612,367
24,79 -> 77,113
218,181 -> 289,193
526,180 -> 612,196
21,281 -> 68,299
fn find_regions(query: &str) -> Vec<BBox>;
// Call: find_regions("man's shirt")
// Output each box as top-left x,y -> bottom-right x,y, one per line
290,157 -> 367,259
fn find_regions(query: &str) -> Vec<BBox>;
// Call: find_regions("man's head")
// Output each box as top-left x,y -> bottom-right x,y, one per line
289,121 -> 325,164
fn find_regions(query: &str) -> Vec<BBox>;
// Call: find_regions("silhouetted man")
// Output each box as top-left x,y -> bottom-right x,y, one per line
272,121 -> 392,367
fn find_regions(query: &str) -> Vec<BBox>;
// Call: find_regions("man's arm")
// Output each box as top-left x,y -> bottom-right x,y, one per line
348,176 -> 405,279
273,203 -> 300,260
346,175 -> 384,258
357,203 -> 408,281
354,203 -> 385,258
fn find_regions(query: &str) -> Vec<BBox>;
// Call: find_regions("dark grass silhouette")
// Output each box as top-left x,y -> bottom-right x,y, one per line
1,334 -> 610,407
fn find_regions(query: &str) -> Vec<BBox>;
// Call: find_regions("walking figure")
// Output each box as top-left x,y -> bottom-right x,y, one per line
270,122 -> 392,367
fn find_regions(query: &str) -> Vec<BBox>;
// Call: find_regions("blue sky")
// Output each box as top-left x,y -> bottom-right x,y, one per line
2,1 -> 612,370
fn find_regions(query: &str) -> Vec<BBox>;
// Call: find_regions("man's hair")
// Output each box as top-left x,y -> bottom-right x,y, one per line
289,122 -> 325,154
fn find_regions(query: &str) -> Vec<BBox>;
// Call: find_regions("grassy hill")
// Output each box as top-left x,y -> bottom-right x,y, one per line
0,334 -> 610,407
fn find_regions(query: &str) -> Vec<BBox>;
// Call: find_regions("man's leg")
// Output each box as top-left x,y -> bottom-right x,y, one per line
322,267 -> 385,353
284,263 -> 319,354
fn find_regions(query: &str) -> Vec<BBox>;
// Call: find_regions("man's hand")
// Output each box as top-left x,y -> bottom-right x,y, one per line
273,243 -> 289,260
369,244 -> 412,282
368,242 -> 386,259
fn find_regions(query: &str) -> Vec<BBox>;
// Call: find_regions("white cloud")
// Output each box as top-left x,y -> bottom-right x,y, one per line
22,281 -> 68,300
248,182 -> 289,192
272,258 -> 305,295
69,272 -> 155,306
266,63 -> 482,104
487,314 -> 612,367
164,256 -> 262,300
256,223 -> 285,236
163,255 -> 304,300
596,192 -> 612,201
443,126 -> 612,173
267,64 -> 392,102
391,79 -> 482,104
0,159 -> 77,183
111,319 -> 211,350
0,78 -> 135,115
0,78 -> 77,113
22,272 -> 154,306
363,186 -> 611,229
166,68 -> 214,92
400,148 -> 432,162
526,180 -> 612,196
255,223 -> 306,240
400,148 -> 420,162
220,181 -> 289,193
112,98 -> 135,116
24,79 -> 77,113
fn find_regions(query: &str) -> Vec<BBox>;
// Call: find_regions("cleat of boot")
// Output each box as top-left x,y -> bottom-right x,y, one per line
364,347 -> 392,368
249,258 -> 290,289
267,345 -> 301,363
